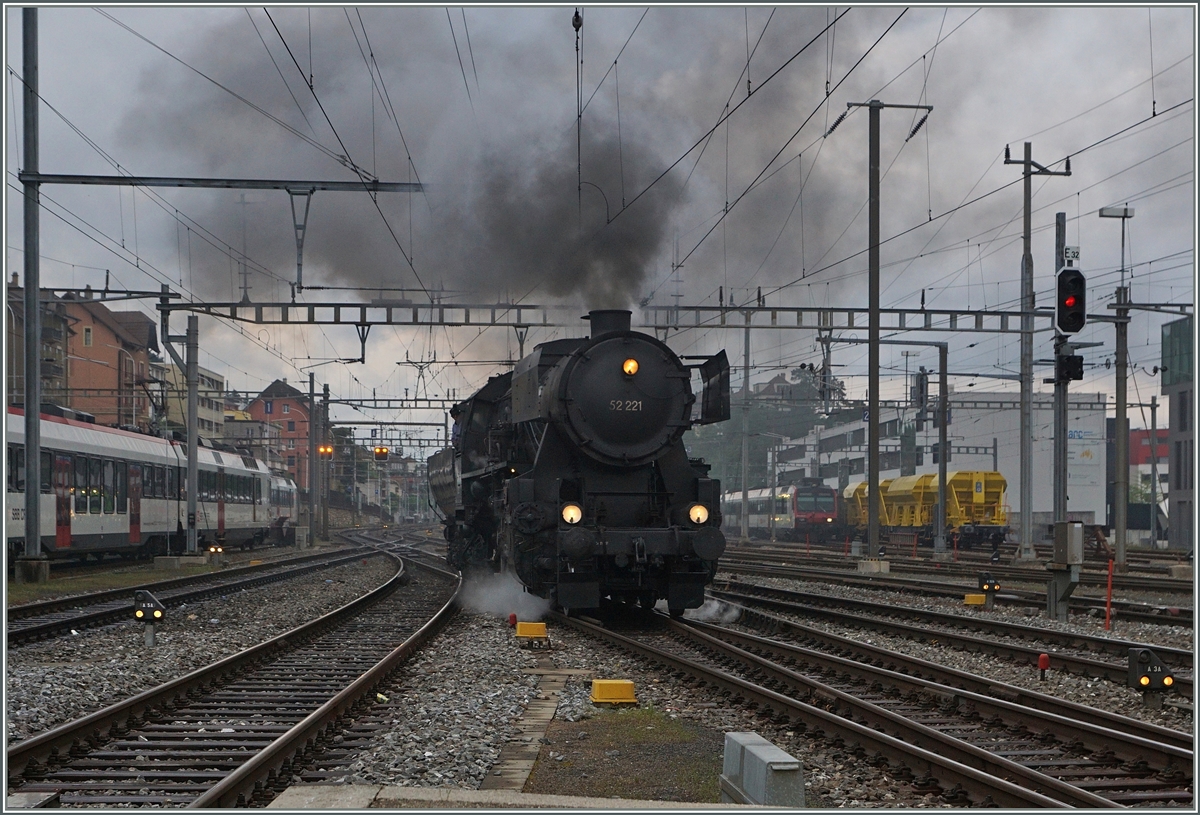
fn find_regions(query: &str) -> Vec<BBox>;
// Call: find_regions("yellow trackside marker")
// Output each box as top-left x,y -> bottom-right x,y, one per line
590,679 -> 637,704
515,621 -> 549,649
963,594 -> 987,606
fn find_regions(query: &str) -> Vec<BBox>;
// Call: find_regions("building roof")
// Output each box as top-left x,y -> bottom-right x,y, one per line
255,379 -> 304,400
109,310 -> 160,353
60,293 -> 149,351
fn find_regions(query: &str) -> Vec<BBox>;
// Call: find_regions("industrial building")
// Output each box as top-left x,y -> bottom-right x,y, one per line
785,390 -> 1108,541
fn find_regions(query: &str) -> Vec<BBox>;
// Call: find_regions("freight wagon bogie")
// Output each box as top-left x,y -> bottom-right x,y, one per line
430,310 -> 731,616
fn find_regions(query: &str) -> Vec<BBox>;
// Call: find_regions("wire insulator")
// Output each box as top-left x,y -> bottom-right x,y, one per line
572,9 -> 582,31
1065,156 -> 1071,174
1004,144 -> 1011,161
824,110 -> 848,138
905,113 -> 929,142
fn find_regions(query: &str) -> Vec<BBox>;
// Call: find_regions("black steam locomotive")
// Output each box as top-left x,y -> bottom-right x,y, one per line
429,309 -> 730,615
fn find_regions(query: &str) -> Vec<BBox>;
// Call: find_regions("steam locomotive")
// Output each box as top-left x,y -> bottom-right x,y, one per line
429,309 -> 731,615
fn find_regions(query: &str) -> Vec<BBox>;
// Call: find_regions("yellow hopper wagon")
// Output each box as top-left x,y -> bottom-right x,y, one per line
840,471 -> 1008,549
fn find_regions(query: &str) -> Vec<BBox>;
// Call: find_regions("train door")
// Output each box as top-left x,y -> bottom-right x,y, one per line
216,467 -> 226,541
128,464 -> 142,544
54,453 -> 71,549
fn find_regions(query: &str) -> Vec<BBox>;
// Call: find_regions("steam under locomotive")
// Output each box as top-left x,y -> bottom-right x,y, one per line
428,309 -> 731,615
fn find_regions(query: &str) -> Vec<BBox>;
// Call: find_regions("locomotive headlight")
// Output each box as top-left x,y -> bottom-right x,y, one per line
561,503 -> 583,524
622,358 -> 639,376
688,504 -> 709,524
826,518 -> 833,522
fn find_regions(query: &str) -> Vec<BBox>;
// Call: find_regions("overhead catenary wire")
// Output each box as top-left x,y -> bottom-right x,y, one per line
263,9 -> 431,299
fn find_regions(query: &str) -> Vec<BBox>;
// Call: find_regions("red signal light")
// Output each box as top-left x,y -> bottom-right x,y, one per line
1064,295 -> 1077,308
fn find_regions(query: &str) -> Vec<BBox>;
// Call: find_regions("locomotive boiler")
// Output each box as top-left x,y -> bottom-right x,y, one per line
428,309 -> 730,615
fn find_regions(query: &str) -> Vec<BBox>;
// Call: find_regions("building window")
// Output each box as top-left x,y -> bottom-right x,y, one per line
283,403 -> 290,414
264,400 -> 273,414
288,421 -> 295,432
83,326 -> 93,346
287,456 -> 296,467
288,439 -> 295,449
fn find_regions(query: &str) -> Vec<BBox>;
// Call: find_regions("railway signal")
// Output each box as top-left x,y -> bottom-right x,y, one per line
1055,268 -> 1087,333
977,572 -> 1000,609
1128,647 -> 1174,692
318,444 -> 334,460
374,446 -> 390,461
134,590 -> 166,647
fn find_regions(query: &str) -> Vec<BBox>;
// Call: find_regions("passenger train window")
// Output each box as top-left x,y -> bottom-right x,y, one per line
156,466 -> 166,500
75,456 -> 88,512
10,444 -> 25,493
169,467 -> 178,500
41,450 -> 52,493
116,463 -> 126,513
102,460 -> 115,513
89,457 -> 102,514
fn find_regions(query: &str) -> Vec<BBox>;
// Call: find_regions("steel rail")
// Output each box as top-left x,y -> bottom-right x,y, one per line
720,559 -> 1194,626
7,548 -> 406,781
187,558 -> 461,807
664,618 -> 1156,807
709,584 -> 1194,700
7,549 -> 377,646
551,612 -> 1094,808
7,547 -> 368,621
727,601 -> 1193,752
722,550 -> 1191,593
712,578 -> 1194,668
684,615 -> 1193,769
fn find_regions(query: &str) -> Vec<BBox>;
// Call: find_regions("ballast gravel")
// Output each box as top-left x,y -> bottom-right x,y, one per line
7,558 -> 1193,807
5,557 -> 397,744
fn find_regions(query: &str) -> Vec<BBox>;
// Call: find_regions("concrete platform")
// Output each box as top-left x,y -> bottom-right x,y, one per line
269,784 -> 765,809
153,555 -> 208,569
1168,564 -> 1192,579
857,558 -> 890,573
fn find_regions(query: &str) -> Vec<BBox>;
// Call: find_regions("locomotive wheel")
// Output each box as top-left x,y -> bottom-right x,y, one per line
668,606 -> 684,619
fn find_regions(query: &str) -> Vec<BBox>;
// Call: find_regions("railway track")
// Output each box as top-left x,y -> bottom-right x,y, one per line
6,544 -> 461,808
724,547 -> 1192,594
720,559 -> 1194,627
554,611 -> 1193,807
6,547 -> 376,647
709,580 -> 1194,699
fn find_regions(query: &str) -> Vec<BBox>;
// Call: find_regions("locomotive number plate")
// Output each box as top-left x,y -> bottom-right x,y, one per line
609,400 -> 643,411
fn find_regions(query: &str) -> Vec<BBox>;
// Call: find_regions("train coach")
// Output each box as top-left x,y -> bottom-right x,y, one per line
6,406 -> 298,561
842,470 -> 1008,548
722,479 -> 842,542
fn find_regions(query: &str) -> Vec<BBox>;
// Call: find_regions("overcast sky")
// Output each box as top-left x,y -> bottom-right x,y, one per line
5,5 -> 1195,445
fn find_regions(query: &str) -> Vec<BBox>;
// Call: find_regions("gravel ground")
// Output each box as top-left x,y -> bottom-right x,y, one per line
5,557 -> 397,745
7,559 -> 1192,807
332,570 -> 1193,806
342,611 -> 541,789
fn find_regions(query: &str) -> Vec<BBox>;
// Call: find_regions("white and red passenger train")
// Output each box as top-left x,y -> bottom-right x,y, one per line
6,407 -> 298,561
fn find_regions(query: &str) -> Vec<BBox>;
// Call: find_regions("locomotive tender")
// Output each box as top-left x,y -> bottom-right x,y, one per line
6,407 -> 298,562
429,309 -> 731,615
